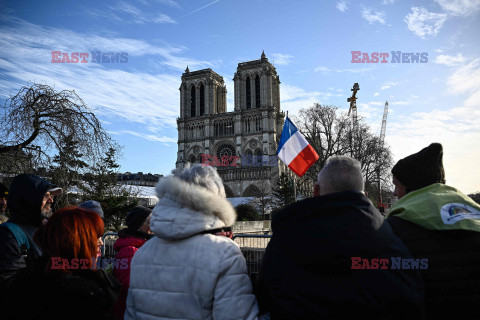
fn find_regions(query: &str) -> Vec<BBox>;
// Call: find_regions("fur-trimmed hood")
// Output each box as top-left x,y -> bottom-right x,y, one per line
151,176 -> 236,240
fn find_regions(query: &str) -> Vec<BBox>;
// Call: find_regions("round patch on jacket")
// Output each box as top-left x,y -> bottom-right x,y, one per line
440,203 -> 480,225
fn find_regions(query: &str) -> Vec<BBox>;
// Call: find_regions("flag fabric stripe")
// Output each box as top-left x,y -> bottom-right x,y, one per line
277,117 -> 298,153
276,116 -> 319,177
287,144 -> 319,177
278,131 -> 309,165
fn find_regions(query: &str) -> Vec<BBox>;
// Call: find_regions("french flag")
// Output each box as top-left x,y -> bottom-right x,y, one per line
277,117 -> 319,177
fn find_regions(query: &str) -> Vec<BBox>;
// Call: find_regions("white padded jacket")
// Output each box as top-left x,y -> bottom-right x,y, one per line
125,176 -> 259,320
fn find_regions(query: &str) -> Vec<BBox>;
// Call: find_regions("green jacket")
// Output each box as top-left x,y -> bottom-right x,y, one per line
386,183 -> 480,232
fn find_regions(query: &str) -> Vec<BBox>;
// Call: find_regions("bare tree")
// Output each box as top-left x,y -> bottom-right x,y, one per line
0,83 -> 117,172
293,103 -> 393,204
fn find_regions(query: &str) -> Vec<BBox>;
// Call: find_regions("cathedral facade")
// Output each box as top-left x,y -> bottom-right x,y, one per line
176,52 -> 285,197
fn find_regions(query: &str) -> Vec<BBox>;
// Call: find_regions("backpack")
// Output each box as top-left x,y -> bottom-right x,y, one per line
1,221 -> 30,260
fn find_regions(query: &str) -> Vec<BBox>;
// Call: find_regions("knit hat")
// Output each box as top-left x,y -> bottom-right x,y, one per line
126,206 -> 152,231
79,200 -> 104,218
0,183 -> 7,197
391,143 -> 446,194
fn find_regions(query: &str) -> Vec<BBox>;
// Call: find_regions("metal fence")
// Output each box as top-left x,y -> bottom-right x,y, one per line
232,234 -> 271,287
101,233 -> 272,284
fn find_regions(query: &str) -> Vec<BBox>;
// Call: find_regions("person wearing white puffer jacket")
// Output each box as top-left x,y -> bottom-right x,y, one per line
125,164 -> 259,320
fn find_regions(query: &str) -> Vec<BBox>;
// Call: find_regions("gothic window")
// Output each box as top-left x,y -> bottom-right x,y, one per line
244,149 -> 253,166
189,155 -> 196,164
246,76 -> 251,109
214,119 -> 233,137
216,87 -> 221,113
190,85 -> 196,117
255,75 -> 260,107
255,149 -> 263,166
216,144 -> 235,165
200,84 -> 205,116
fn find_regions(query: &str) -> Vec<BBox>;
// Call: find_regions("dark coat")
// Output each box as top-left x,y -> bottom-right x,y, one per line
112,229 -> 151,320
0,174 -> 55,285
1,256 -> 120,320
388,216 -> 480,319
256,191 -> 425,320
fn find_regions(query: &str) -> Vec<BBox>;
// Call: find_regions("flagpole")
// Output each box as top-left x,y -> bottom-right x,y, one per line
285,110 -> 296,201
293,175 -> 297,202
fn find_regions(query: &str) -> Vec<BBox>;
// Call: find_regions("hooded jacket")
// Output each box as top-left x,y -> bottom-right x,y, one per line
0,174 -> 56,285
125,176 -> 259,320
257,191 -> 425,320
387,184 -> 480,319
112,229 -> 151,320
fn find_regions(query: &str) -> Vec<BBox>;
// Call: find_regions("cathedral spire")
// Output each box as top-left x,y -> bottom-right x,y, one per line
261,50 -> 266,61
185,65 -> 190,73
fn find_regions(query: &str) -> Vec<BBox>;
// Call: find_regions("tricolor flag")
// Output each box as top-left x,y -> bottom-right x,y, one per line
277,117 -> 319,177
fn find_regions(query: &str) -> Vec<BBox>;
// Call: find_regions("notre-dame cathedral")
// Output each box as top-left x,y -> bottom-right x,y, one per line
176,52 -> 285,197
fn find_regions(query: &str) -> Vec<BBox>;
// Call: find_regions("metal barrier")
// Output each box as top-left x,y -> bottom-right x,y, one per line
232,234 -> 271,286
102,232 -> 119,259
101,232 -> 272,285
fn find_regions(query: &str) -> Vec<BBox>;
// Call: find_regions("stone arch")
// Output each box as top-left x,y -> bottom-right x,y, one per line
254,148 -> 263,166
243,149 -> 253,166
224,184 -> 234,198
245,76 -> 251,109
255,74 -> 260,107
200,83 -> 205,116
190,85 -> 196,117
188,154 -> 196,164
243,184 -> 261,197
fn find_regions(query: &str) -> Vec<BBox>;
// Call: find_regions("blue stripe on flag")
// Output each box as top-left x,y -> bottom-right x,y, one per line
277,117 -> 299,154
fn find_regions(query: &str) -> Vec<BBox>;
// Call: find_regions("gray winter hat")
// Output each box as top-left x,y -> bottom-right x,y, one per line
79,200 -> 104,218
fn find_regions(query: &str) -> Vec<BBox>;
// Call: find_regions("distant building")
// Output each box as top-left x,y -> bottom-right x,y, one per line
176,52 -> 286,197
117,172 -> 163,187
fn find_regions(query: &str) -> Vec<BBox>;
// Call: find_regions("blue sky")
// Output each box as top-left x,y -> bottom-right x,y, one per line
1,0 -> 479,193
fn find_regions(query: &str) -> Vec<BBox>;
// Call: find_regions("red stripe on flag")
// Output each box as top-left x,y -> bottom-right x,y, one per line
288,144 -> 319,177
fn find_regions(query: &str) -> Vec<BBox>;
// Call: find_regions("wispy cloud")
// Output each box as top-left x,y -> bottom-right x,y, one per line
336,1 -> 348,12
381,81 -> 399,90
115,130 -> 177,143
314,66 -> 330,74
272,53 -> 294,65
446,58 -> 480,104
361,8 -> 386,24
280,84 -> 334,115
0,15 -> 220,140
388,104 -> 480,193
434,53 -> 467,66
314,66 -> 372,74
387,57 -> 480,193
382,0 -> 397,5
434,0 -> 480,16
154,0 -> 182,9
374,92 -> 380,96
108,1 -> 177,24
404,7 -> 447,39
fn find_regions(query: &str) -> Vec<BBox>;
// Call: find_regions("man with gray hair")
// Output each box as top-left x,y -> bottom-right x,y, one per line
314,156 -> 364,196
257,155 -> 425,319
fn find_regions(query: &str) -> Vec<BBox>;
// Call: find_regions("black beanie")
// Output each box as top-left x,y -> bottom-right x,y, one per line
125,206 -> 152,231
391,143 -> 446,194
0,183 -> 7,197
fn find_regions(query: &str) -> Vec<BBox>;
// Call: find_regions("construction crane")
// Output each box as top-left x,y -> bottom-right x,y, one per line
347,83 -> 360,156
377,101 -> 389,212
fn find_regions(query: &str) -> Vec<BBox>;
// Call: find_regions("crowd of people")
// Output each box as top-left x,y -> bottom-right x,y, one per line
0,142 -> 479,320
